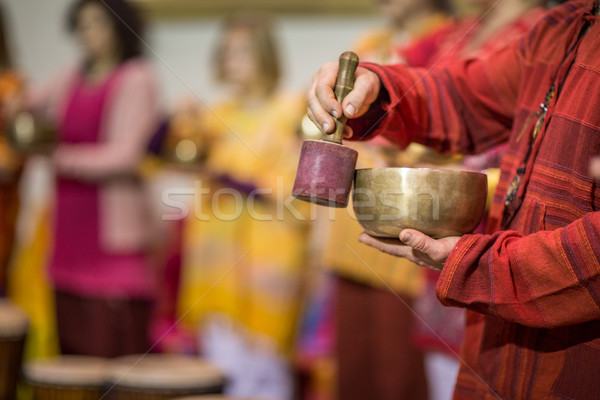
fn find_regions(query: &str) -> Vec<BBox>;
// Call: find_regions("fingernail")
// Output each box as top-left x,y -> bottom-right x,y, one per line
322,122 -> 329,132
345,104 -> 356,117
332,110 -> 339,118
401,232 -> 413,243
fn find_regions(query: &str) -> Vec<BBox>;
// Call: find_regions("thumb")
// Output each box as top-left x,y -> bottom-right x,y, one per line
342,125 -> 354,139
399,229 -> 435,254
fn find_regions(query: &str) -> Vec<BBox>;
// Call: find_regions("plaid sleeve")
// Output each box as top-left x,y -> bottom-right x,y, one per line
347,30 -> 526,155
436,212 -> 600,329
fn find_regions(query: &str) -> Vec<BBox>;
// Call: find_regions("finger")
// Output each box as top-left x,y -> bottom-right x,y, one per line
358,232 -> 442,269
314,63 -> 342,119
306,92 -> 335,133
399,229 -> 438,257
343,125 -> 353,139
358,232 -> 413,259
590,156 -> 600,179
306,108 -> 318,130
307,70 -> 337,134
341,67 -> 380,118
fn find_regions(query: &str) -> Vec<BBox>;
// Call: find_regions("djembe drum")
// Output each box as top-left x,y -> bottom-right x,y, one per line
23,356 -> 110,400
108,354 -> 226,400
0,299 -> 29,400
174,397 -> 269,400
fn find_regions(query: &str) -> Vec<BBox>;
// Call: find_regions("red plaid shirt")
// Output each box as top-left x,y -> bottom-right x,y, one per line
349,1 -> 600,398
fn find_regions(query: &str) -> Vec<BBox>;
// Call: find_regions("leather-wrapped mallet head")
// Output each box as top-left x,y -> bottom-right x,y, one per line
292,51 -> 360,208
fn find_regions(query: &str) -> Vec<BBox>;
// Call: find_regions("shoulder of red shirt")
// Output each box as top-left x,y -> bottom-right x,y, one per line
399,0 -> 595,69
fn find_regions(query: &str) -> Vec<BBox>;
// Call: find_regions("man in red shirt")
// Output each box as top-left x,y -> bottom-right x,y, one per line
307,0 -> 600,398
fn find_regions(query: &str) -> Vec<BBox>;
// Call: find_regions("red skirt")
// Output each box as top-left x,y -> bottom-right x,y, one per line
335,276 -> 428,400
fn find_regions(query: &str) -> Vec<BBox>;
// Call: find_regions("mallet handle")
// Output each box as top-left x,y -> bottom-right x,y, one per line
324,51 -> 359,144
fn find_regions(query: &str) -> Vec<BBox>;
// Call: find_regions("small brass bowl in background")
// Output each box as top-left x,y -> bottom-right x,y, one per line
353,167 -> 488,239
161,114 -> 208,167
7,111 -> 57,153
162,137 -> 207,166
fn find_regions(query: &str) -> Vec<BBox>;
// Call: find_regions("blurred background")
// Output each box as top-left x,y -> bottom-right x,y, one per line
6,0 -> 380,102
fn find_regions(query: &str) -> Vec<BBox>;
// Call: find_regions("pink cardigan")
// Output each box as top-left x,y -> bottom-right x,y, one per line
31,59 -> 160,254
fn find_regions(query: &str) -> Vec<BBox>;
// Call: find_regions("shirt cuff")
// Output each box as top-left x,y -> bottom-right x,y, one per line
435,234 -> 479,304
346,63 -> 392,141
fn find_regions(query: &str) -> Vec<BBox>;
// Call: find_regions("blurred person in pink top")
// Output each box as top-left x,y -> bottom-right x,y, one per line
14,0 -> 160,357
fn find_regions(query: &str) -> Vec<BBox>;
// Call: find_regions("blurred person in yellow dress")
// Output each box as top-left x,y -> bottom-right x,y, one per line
176,15 -> 309,400
311,1 -> 458,399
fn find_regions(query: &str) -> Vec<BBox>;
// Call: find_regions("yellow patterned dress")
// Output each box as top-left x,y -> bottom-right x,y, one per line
177,92 -> 309,399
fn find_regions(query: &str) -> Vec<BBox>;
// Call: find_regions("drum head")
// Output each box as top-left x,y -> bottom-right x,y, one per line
109,354 -> 226,390
173,397 -> 231,400
0,299 -> 29,337
174,397 -> 269,400
24,356 -> 110,386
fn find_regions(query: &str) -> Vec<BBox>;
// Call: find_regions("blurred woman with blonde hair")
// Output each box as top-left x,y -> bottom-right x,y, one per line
176,15 -> 309,400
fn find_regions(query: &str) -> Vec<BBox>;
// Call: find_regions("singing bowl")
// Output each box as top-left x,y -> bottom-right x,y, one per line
161,115 -> 208,166
7,112 -> 56,152
353,168 -> 488,239
162,137 -> 207,165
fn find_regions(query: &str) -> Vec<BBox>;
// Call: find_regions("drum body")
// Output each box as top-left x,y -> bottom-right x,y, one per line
173,397 -> 240,400
173,397 -> 267,400
109,354 -> 226,400
0,300 -> 29,400
113,385 -> 224,400
172,397 -> 231,400
23,356 -> 109,400
29,384 -> 105,400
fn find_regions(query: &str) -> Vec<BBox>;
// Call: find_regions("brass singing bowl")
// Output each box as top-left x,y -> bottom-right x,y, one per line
162,137 -> 207,165
7,112 -> 57,152
353,168 -> 488,239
